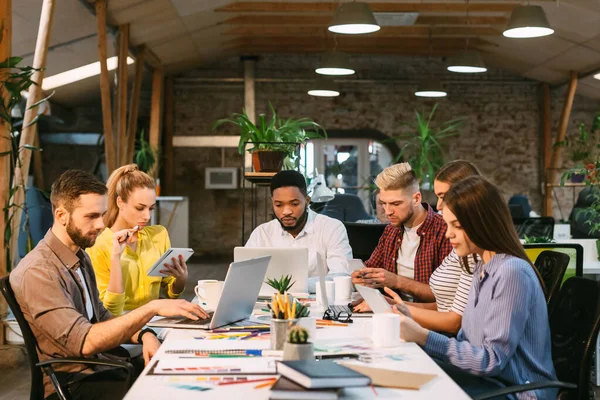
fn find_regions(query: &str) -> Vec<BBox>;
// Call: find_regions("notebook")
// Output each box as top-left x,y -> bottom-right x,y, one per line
276,360 -> 371,389
269,377 -> 339,400
340,363 -> 437,390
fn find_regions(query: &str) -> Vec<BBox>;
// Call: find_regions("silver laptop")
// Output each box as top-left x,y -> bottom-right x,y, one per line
234,247 -> 308,296
148,256 -> 270,329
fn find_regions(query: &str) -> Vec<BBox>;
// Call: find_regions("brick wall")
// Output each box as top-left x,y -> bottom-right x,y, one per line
39,54 -> 600,256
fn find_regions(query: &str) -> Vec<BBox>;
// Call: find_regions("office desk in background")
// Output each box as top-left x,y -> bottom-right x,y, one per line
151,196 -> 189,248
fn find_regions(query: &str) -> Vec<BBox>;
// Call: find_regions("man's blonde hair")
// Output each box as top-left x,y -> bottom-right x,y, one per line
375,162 -> 419,192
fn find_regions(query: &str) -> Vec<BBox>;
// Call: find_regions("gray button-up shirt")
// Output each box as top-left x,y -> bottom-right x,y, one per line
10,229 -> 113,397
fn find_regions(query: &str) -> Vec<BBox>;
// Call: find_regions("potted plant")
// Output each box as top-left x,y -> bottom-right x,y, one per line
134,129 -> 160,179
283,325 -> 314,361
265,274 -> 295,295
395,104 -> 462,189
555,113 -> 600,183
213,103 -> 326,172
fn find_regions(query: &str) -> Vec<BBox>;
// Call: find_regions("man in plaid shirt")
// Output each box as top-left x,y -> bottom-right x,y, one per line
352,163 -> 452,302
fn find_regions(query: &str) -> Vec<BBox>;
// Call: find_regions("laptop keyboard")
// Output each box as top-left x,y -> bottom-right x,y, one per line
175,312 -> 214,325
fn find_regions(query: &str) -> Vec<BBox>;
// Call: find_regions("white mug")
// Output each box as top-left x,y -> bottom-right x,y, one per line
334,276 -> 352,303
371,313 -> 401,348
194,280 -> 224,310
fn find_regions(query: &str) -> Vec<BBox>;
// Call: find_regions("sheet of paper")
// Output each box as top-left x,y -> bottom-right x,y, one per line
340,362 -> 437,390
155,357 -> 278,375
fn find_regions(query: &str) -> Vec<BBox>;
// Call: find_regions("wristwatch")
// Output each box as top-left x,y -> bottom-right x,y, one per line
137,328 -> 157,344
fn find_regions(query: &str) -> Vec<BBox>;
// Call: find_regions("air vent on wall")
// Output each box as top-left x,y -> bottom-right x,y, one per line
373,12 -> 419,26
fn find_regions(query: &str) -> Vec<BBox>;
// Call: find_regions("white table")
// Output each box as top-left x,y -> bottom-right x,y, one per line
124,318 -> 470,400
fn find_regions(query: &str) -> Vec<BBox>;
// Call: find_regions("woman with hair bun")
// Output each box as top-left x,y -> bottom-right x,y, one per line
87,164 -> 194,316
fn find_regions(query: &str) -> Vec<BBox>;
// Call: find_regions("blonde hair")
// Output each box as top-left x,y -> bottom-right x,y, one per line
105,164 -> 156,227
375,162 -> 419,192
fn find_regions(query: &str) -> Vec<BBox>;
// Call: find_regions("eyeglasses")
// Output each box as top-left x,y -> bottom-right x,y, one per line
323,308 -> 353,323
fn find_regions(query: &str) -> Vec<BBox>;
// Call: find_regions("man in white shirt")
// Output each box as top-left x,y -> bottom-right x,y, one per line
245,170 -> 352,292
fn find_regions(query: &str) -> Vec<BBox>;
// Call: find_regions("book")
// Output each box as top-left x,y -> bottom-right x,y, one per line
276,360 -> 371,389
269,377 -> 339,400
340,362 -> 437,390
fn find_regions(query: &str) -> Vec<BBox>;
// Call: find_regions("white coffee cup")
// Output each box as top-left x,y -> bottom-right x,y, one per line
334,276 -> 352,303
371,313 -> 401,348
316,281 -> 336,306
297,316 -> 317,341
194,280 -> 224,310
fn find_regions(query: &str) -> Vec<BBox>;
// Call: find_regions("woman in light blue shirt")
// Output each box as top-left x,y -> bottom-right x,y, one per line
391,176 -> 556,399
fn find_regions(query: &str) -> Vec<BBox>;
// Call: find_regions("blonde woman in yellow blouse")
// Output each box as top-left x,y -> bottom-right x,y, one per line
87,164 -> 194,316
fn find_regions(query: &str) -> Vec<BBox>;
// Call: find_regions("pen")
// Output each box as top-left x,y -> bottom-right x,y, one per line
218,377 -> 277,386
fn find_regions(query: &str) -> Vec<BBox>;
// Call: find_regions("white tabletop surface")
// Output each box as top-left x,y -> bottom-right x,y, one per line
125,314 -> 470,400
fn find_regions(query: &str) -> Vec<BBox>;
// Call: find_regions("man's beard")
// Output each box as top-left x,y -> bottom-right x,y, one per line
391,206 -> 414,227
276,205 -> 309,232
66,218 -> 99,249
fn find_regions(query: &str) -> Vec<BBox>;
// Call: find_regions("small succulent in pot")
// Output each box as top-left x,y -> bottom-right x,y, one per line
266,274 -> 295,294
283,326 -> 314,361
288,325 -> 310,344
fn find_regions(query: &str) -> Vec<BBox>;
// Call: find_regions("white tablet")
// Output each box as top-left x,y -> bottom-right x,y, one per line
147,248 -> 194,277
355,284 -> 393,313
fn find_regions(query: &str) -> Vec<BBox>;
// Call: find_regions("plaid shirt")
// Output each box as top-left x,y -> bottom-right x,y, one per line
364,204 -> 452,284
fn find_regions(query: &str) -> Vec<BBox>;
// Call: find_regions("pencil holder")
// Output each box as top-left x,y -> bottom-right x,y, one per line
270,318 -> 298,350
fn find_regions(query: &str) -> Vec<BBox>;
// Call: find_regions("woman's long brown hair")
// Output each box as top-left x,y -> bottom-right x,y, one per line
104,164 -> 155,228
444,176 -> 546,294
435,160 -> 482,273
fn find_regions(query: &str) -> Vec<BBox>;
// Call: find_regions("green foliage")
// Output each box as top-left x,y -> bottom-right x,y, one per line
288,325 -> 309,344
523,235 -> 554,244
265,274 -> 295,294
212,103 -> 326,159
294,302 -> 310,318
558,113 -> 600,234
395,104 -> 462,188
134,129 -> 160,177
0,51 -> 50,272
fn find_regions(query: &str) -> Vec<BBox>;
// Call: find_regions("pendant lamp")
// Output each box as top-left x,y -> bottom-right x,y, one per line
503,5 -> 554,38
328,2 -> 380,35
447,50 -> 487,73
414,78 -> 447,98
308,78 -> 340,97
316,52 -> 355,76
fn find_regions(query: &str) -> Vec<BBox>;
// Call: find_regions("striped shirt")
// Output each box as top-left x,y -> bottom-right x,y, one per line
425,254 -> 557,400
428,249 -> 474,315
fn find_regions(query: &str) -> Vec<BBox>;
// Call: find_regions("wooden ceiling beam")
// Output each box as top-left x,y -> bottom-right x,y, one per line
215,2 -> 525,13
223,25 -> 500,37
221,15 -> 508,26
230,46 -> 461,56
226,36 -> 490,48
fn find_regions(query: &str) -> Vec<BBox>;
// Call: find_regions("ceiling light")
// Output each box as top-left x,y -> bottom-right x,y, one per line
316,52 -> 355,76
447,50 -> 487,73
42,56 -> 135,90
414,78 -> 447,98
503,5 -> 554,38
308,78 -> 340,97
328,2 -> 380,35
594,73 -> 600,80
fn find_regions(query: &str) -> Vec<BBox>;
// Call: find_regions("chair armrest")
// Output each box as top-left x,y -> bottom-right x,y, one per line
473,380 -> 577,400
36,357 -> 134,377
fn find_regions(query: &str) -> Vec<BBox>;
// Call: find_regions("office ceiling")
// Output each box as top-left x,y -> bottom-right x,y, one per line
12,0 -> 600,106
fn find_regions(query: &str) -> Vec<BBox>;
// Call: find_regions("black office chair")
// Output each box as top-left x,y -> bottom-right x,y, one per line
474,277 -> 600,400
533,251 -> 570,313
513,217 -> 555,239
321,194 -> 372,222
0,277 -> 134,400
343,222 -> 386,261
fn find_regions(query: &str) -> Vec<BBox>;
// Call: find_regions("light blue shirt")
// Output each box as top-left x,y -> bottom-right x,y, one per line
425,253 -> 557,400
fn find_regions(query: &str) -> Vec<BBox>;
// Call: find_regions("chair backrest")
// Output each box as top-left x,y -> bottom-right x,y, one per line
513,217 -> 555,239
321,194 -> 372,222
343,222 -> 386,261
523,243 -> 584,279
533,251 -> 570,312
550,277 -> 600,400
0,276 -> 45,400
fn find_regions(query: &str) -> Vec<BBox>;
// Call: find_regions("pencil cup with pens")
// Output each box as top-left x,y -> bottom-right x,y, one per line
269,292 -> 310,351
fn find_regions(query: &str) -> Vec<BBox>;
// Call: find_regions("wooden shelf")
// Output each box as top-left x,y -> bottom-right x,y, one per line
546,183 -> 587,187
244,171 -> 277,185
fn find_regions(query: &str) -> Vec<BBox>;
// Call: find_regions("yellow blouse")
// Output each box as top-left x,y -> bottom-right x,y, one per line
86,225 -> 180,316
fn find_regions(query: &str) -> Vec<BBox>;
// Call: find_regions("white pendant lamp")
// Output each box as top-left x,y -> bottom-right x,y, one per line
308,78 -> 340,97
447,50 -> 487,73
316,52 -> 355,76
414,78 -> 447,98
328,2 -> 380,35
503,5 -> 554,38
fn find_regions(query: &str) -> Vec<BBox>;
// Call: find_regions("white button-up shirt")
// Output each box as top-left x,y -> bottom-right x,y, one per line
245,210 -> 353,292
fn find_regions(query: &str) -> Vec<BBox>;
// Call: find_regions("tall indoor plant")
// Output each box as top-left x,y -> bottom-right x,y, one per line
396,104 -> 462,189
213,103 -> 326,172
